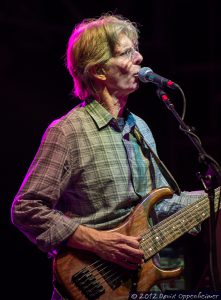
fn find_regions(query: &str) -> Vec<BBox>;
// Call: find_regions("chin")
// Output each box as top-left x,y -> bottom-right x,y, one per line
128,83 -> 139,94
117,83 -> 139,97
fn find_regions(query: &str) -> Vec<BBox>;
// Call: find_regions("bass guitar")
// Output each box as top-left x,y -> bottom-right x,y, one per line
54,186 -> 220,300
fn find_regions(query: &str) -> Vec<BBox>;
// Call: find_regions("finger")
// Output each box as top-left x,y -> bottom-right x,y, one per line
117,234 -> 141,248
110,253 -> 140,270
125,253 -> 144,264
113,249 -> 144,266
118,243 -> 144,258
118,256 -> 143,270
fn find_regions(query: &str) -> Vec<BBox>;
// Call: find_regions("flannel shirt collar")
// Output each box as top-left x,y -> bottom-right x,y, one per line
85,100 -> 113,129
85,99 -> 137,133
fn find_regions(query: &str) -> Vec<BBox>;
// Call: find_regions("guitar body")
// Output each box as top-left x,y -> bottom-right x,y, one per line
54,187 -> 182,300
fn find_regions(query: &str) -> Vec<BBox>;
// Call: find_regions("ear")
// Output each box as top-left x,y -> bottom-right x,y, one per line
89,65 -> 106,81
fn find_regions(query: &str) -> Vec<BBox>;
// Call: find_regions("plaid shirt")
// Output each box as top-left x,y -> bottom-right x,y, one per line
11,100 -> 204,253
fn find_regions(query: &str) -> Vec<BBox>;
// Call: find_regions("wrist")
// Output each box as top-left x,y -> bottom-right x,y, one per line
66,225 -> 98,251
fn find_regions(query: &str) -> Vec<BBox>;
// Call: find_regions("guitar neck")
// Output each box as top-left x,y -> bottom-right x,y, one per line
141,188 -> 220,260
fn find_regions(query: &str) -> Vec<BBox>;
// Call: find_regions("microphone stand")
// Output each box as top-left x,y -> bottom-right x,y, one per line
156,87 -> 221,291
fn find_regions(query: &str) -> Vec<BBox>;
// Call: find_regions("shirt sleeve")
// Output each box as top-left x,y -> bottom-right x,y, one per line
11,124 -> 80,253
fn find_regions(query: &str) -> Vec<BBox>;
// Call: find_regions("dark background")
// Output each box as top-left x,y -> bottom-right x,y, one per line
1,0 -> 221,299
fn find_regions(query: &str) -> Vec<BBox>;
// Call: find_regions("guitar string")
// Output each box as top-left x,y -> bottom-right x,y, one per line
73,258 -> 125,293
75,263 -> 125,295
88,260 -> 122,285
75,268 -> 116,296
73,256 -> 122,282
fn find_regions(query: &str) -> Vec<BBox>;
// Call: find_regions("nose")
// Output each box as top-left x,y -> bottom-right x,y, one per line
132,50 -> 143,65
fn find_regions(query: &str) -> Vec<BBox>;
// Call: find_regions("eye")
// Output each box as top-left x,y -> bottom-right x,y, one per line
119,48 -> 133,57
116,45 -> 139,60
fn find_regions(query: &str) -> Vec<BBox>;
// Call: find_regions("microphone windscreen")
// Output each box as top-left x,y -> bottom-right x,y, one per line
138,67 -> 153,82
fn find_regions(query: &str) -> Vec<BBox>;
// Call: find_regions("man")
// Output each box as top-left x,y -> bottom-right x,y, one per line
11,14 -> 204,299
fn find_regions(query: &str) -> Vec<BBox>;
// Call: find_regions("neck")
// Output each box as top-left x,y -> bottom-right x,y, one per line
95,88 -> 128,119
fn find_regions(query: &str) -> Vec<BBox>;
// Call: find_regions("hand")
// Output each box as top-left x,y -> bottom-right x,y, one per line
67,225 -> 144,270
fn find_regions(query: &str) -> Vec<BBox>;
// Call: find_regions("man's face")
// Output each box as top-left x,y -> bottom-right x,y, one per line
103,34 -> 143,98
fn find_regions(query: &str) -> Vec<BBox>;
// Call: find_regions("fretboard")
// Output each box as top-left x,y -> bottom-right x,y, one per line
141,188 -> 220,260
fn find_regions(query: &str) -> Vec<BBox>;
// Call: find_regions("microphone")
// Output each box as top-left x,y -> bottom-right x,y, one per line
138,67 -> 179,90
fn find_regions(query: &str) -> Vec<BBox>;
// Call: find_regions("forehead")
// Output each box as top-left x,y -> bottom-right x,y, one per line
115,34 -> 134,51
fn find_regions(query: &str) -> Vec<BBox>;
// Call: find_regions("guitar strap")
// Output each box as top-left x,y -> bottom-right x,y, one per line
132,126 -> 181,196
